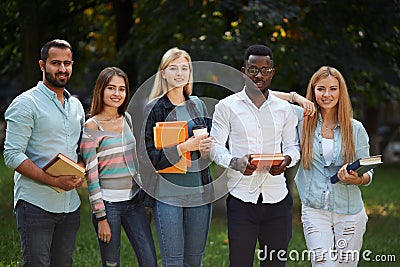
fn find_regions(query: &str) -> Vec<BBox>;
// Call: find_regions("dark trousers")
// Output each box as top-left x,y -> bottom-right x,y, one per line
226,193 -> 293,267
15,200 -> 80,267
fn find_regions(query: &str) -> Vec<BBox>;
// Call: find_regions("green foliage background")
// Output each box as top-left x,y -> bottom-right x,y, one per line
1,0 -> 399,100
1,1 -> 399,156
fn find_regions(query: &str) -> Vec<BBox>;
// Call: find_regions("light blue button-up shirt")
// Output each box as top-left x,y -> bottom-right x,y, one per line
292,106 -> 372,215
4,81 -> 84,213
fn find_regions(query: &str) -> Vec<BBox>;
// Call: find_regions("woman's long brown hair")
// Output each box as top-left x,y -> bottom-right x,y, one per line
89,67 -> 130,117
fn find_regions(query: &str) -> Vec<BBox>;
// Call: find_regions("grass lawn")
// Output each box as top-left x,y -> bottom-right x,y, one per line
0,155 -> 399,266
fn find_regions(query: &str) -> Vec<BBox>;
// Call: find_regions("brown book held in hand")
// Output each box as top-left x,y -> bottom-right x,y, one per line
249,153 -> 285,171
42,153 -> 86,193
153,121 -> 191,174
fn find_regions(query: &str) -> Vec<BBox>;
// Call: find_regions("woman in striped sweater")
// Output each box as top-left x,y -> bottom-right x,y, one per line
80,67 -> 157,267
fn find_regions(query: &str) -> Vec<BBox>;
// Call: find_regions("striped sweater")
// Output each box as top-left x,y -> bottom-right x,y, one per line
80,117 -> 140,219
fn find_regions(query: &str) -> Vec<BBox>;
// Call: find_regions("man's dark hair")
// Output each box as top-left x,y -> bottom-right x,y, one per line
244,44 -> 273,64
40,39 -> 73,61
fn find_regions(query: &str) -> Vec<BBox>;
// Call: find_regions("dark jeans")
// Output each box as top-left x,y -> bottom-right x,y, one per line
227,193 -> 293,267
15,200 -> 80,267
92,196 -> 157,267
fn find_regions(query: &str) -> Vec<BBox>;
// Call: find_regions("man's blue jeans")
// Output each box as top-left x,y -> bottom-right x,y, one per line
92,196 -> 157,267
153,200 -> 212,267
15,200 -> 80,267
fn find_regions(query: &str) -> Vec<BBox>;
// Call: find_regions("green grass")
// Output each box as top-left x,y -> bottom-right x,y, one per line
0,156 -> 399,266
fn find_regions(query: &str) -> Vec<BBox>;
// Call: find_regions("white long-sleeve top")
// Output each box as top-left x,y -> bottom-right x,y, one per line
210,89 -> 300,204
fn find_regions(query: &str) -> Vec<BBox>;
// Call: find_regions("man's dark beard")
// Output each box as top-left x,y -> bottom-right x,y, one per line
45,71 -> 70,88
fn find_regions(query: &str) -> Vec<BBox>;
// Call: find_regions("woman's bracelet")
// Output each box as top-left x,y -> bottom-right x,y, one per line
289,92 -> 297,103
357,175 -> 364,186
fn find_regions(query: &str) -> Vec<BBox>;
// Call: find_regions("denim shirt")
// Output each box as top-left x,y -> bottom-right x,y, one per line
4,81 -> 84,213
293,106 -> 372,215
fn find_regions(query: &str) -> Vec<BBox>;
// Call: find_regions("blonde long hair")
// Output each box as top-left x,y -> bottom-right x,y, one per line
148,47 -> 193,101
301,66 -> 355,169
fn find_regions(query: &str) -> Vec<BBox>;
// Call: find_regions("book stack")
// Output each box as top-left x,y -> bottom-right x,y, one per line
249,153 -> 284,171
153,121 -> 191,174
330,155 -> 383,184
42,153 -> 86,193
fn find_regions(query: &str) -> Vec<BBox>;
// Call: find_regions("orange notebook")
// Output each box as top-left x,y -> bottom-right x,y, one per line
249,153 -> 284,171
155,121 -> 188,130
42,153 -> 86,193
153,121 -> 191,174
153,122 -> 188,149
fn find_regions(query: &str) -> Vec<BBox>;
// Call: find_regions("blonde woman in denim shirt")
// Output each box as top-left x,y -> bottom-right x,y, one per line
288,66 -> 371,267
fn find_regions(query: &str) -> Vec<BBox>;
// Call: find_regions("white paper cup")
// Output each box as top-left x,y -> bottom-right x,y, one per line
193,127 -> 208,137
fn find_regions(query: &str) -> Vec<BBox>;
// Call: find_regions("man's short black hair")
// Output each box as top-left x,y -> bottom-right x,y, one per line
40,39 -> 73,61
244,44 -> 273,63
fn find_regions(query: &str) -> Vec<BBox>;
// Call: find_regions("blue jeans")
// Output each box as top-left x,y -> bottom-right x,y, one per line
92,196 -> 157,267
15,200 -> 80,267
153,200 -> 212,267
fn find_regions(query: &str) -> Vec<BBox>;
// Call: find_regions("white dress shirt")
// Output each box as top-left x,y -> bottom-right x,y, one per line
210,89 -> 300,204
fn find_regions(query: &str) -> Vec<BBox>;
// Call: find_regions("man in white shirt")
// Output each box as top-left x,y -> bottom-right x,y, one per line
210,44 -> 300,267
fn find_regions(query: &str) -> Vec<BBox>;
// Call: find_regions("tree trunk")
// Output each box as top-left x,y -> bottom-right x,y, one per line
112,0 -> 134,50
18,0 -> 40,90
112,0 -> 138,90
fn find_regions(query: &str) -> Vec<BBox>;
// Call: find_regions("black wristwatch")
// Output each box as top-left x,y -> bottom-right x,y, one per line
96,215 -> 107,222
229,157 -> 239,170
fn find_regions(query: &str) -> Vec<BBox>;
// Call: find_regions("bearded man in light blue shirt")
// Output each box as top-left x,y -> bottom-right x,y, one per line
4,39 -> 85,266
